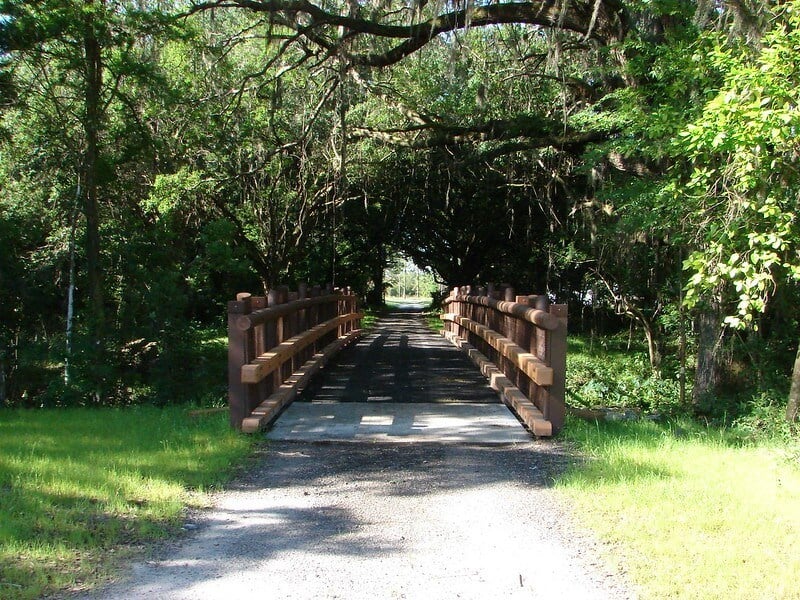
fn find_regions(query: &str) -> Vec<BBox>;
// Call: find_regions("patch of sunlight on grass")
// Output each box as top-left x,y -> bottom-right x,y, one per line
0,406 -> 255,600
556,418 -> 800,599
360,307 -> 382,330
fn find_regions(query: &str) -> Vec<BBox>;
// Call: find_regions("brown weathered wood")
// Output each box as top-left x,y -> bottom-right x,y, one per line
241,312 -> 363,384
442,294 -> 561,331
440,290 -> 568,437
229,287 -> 361,430
241,328 -> 363,433
440,314 -> 553,386
237,294 -> 346,330
545,304 -> 568,433
228,294 -> 257,429
442,330 -> 552,436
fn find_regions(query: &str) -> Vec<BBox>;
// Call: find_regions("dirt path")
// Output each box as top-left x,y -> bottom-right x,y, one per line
81,308 -> 635,599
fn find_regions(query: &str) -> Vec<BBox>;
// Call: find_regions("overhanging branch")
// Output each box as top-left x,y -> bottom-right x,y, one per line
187,1 -> 629,67
351,114 -> 618,155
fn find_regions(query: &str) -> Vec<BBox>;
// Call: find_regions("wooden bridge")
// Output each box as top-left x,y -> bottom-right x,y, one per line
227,284 -> 567,437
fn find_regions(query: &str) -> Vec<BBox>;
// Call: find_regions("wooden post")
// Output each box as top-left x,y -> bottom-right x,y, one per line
250,295 -> 268,409
276,287 -> 287,343
346,291 -> 353,333
310,286 -> 320,352
228,293 -> 256,429
251,296 -> 267,356
338,294 -> 345,337
298,283 -> 309,363
287,292 -> 299,339
265,290 -> 280,394
503,288 -> 516,379
546,304 -> 568,434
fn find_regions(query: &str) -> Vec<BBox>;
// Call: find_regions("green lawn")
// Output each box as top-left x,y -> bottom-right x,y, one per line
556,418 -> 800,599
0,407 -> 254,599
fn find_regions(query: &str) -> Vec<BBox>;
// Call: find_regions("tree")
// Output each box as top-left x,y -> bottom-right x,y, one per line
677,1 -> 800,420
0,0 -> 235,402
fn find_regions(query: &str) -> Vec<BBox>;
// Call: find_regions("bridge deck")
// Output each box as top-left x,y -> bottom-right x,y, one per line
266,305 -> 532,443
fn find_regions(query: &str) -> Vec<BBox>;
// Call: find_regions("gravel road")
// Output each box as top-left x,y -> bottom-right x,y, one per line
83,441 -> 634,600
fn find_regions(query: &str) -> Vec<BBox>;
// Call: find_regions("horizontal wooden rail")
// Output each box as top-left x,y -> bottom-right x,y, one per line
228,286 -> 361,430
442,330 -> 552,436
440,314 -> 553,386
442,294 -> 561,331
440,287 -> 567,436
236,294 -> 342,331
242,312 -> 362,384
241,329 -> 362,433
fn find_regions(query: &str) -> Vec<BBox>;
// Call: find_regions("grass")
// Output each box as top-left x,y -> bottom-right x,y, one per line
555,417 -> 800,599
0,406 -> 255,599
360,307 -> 382,330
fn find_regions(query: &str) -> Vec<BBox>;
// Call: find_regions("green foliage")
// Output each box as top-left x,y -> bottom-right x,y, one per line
567,336 -> 683,414
0,0 -> 798,427
26,325 -> 231,409
384,258 -> 439,298
732,390 -> 799,444
677,3 -> 800,327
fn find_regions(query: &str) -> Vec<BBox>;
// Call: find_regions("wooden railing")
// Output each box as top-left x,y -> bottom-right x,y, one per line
441,285 -> 567,436
228,285 -> 362,432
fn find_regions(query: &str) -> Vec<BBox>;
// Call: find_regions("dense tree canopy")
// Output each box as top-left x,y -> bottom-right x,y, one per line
1,0 -> 798,424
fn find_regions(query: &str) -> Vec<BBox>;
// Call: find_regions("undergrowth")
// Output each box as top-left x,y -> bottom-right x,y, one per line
10,324 -> 230,409
567,335 -> 683,414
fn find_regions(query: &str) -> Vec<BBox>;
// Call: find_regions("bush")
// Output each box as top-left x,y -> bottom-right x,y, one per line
567,336 -> 683,415
6,323 -> 228,409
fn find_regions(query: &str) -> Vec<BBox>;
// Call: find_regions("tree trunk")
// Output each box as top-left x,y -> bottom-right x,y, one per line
65,200 -> 78,385
692,299 -> 724,408
365,245 -> 385,306
787,343 -> 800,424
83,0 -> 105,354
0,351 -> 6,406
642,321 -> 662,374
627,304 -> 661,374
64,188 -> 81,385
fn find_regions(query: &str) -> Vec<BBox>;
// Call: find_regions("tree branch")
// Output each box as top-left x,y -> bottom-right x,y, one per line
351,114 -> 617,155
186,1 -> 629,67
